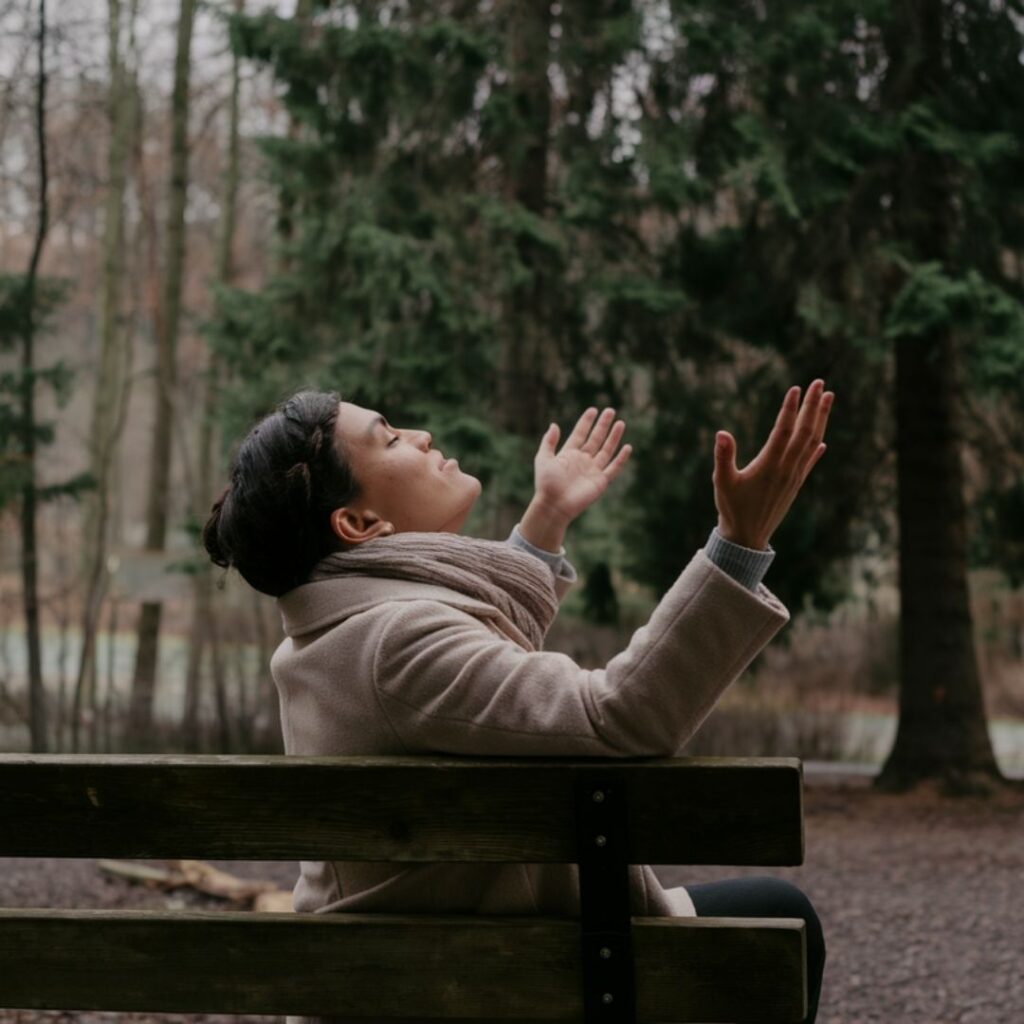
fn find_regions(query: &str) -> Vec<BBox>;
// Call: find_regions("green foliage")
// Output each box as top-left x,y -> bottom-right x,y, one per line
971,481 -> 1024,589
620,0 -> 1024,604
0,273 -> 93,510
208,0 -> 1024,615
884,263 -> 1024,343
208,1 -> 653,518
0,273 -> 67,339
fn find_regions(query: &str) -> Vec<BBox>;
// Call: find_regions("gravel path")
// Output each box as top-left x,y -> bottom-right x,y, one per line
660,776 -> 1024,1023
2,776 -> 1022,1024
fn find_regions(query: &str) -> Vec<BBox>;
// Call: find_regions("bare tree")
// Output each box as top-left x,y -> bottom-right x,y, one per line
182,0 -> 245,752
128,0 -> 197,744
71,0 -> 140,753
18,0 -> 51,752
0,4 -> 33,162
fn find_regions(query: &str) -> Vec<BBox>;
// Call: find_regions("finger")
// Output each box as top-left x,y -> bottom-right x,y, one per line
797,442 -> 827,489
784,379 -> 826,463
806,393 -> 833,462
604,443 -> 632,478
763,385 -> 802,461
545,422 -> 560,452
802,382 -> 831,455
713,431 -> 738,482
594,419 -> 625,467
582,407 -> 616,453
564,407 -> 599,449
816,391 -> 834,439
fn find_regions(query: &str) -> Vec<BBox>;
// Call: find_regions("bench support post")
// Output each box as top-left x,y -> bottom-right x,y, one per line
574,774 -> 637,1024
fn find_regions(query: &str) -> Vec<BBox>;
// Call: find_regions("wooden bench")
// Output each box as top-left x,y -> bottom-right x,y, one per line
0,753 -> 807,1022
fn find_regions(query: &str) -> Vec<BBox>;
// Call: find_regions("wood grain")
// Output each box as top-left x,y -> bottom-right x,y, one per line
0,908 -> 806,1022
0,754 -> 803,865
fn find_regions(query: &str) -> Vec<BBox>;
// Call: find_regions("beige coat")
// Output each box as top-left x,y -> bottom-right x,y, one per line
271,544 -> 790,1019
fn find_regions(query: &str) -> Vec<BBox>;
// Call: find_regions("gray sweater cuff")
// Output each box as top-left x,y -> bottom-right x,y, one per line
507,522 -> 770,594
703,525 -> 775,592
507,523 -> 579,585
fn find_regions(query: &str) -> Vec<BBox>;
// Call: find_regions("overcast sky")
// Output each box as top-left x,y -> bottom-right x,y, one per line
0,0 -> 298,92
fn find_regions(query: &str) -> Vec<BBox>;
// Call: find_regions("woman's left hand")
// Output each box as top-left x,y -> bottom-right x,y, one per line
532,407 -> 632,523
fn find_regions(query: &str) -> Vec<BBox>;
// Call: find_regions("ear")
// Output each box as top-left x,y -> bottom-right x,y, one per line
329,506 -> 394,546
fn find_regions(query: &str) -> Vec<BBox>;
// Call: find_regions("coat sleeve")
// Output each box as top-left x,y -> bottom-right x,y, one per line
505,522 -> 577,605
371,547 -> 790,758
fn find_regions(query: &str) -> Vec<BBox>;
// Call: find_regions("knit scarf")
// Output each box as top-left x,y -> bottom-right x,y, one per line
307,531 -> 558,652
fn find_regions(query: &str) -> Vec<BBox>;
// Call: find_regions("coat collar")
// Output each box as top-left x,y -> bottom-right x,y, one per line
276,574 -> 534,648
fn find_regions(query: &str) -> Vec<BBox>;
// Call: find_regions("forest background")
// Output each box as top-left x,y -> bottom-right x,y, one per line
1,0 -> 1023,794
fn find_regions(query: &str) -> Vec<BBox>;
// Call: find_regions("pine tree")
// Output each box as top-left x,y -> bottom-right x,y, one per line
631,0 -> 1024,790
211,0 -> 1024,789
211,1 -> 650,541
0,0 -> 92,752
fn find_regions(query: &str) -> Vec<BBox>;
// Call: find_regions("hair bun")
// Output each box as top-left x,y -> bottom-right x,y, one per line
201,388 -> 356,597
202,486 -> 233,568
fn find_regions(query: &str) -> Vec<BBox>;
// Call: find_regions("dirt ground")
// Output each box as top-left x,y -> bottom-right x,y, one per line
1,774 -> 1022,1024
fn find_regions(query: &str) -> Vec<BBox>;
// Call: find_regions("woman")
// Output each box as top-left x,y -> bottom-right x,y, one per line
204,381 -> 834,1023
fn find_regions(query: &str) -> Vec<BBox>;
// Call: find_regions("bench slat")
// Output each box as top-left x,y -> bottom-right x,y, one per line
0,908 -> 806,1022
0,754 -> 803,865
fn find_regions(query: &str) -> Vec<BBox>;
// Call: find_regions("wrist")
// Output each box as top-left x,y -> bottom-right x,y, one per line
519,496 -> 571,554
716,522 -> 768,551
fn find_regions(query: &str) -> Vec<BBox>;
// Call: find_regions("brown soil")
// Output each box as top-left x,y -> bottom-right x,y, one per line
1,776 -> 1022,1024
661,776 -> 1024,1023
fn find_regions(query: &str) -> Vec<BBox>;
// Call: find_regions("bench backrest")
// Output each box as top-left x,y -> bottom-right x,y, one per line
0,753 -> 807,1022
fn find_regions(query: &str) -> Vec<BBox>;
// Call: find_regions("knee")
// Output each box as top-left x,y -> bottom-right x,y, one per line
749,877 -> 826,959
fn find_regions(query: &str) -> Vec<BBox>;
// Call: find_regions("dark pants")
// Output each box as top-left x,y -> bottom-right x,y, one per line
684,876 -> 826,1024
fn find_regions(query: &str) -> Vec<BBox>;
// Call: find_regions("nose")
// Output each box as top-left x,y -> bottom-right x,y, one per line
416,429 -> 432,450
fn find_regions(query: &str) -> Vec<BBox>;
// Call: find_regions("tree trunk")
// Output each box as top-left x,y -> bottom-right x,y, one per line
182,0 -> 243,753
493,0 -> 556,539
209,609 -> 232,752
879,325 -> 1002,790
275,0 -> 313,248
181,603 -> 206,750
102,594 -> 119,752
19,0 -> 50,753
876,0 -> 1001,791
73,0 -> 138,753
128,0 -> 196,746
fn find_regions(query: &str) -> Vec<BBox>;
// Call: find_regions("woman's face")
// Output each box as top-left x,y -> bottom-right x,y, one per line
328,400 -> 482,547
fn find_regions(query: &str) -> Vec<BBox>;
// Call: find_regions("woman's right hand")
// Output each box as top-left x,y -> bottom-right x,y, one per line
712,379 -> 834,550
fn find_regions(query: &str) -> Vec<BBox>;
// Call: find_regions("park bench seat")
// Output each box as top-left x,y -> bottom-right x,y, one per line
0,753 -> 807,1022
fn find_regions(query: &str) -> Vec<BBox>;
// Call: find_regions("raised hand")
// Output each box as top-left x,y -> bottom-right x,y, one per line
532,407 -> 633,524
713,379 -> 835,550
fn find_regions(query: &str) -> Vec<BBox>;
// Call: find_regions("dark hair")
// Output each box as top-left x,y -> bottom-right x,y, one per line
202,389 -> 360,597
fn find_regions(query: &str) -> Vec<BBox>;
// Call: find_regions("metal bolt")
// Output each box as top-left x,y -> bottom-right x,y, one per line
602,992 -> 614,1004
592,789 -> 605,802
599,946 -> 612,959
595,834 -> 607,847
